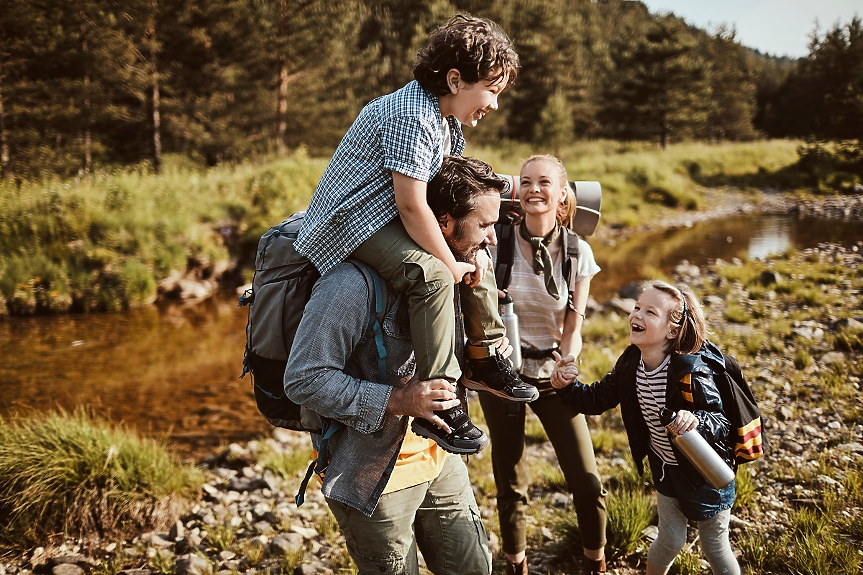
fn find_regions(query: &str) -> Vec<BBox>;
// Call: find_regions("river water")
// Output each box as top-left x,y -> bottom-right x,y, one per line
2,214 -> 860,459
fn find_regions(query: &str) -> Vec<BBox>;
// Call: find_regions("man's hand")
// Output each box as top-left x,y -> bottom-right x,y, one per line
494,335 -> 514,361
550,350 -> 579,389
464,249 -> 492,287
386,376 -> 460,433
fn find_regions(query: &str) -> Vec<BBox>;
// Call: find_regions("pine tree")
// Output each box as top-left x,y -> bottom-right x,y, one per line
603,15 -> 711,148
705,27 -> 758,141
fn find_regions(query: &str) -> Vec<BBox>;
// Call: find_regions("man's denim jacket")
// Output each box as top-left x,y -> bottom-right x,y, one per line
283,262 -> 433,516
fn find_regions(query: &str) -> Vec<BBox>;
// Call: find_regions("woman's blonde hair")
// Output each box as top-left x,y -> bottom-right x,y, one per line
520,154 -> 576,228
646,280 -> 707,354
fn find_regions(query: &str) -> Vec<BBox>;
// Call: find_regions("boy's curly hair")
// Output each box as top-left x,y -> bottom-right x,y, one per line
414,13 -> 519,96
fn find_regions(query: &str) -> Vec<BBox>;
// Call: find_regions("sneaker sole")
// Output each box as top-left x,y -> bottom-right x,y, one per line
462,377 -> 540,402
411,423 -> 490,455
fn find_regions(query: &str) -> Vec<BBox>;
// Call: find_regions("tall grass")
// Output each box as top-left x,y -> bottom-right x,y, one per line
2,140 -> 803,314
0,408 -> 205,550
475,139 -> 801,229
0,152 -> 326,313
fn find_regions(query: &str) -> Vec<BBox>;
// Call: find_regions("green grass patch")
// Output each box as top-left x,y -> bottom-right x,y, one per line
0,408 -> 204,550
254,439 -> 314,482
604,487 -> 655,560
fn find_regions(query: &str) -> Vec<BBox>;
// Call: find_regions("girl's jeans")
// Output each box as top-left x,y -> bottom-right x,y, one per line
648,493 -> 740,575
326,456 -> 492,575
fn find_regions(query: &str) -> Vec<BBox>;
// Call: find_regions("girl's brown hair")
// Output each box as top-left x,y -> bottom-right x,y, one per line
647,280 -> 707,355
520,155 -> 576,228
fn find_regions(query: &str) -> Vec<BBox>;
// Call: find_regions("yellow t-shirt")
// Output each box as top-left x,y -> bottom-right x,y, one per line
382,418 -> 449,494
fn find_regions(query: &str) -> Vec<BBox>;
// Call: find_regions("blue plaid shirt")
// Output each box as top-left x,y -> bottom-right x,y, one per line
295,80 -> 466,274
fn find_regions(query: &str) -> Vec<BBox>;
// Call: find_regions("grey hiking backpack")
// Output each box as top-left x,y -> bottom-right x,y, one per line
238,212 -> 387,505
239,211 -> 387,432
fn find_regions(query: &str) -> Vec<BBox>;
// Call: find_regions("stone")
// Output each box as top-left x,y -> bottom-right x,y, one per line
759,270 -> 782,286
820,351 -> 846,366
618,282 -> 643,300
833,317 -> 863,331
609,297 -> 635,315
175,556 -> 212,575
837,442 -> 863,454
228,476 -> 267,492
780,440 -> 804,454
289,525 -> 318,539
269,533 -> 303,556
674,261 -> 700,277
51,565 -> 84,575
169,520 -> 185,541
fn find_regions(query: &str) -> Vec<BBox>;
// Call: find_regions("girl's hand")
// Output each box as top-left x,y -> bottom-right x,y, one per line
672,409 -> 698,434
550,350 -> 578,389
449,261 -> 476,284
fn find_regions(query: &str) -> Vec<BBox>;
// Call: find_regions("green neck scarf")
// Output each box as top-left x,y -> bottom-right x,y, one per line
519,222 -> 561,300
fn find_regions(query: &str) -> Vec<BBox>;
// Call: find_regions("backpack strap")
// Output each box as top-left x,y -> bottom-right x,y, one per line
295,260 -> 388,507
494,213 -> 519,292
561,229 -> 581,311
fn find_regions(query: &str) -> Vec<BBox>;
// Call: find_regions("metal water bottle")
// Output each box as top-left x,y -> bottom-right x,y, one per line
499,293 -> 522,371
659,408 -> 735,489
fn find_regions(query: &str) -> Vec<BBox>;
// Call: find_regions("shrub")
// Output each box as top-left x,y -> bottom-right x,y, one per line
605,488 -> 655,560
0,409 -> 204,550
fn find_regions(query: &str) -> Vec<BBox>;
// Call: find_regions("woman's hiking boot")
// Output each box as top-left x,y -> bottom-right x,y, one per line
410,405 -> 489,454
583,555 -> 606,575
463,353 -> 539,402
505,557 -> 528,575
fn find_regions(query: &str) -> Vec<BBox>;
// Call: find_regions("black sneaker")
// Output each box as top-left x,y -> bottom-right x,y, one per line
463,354 -> 539,402
410,405 -> 489,455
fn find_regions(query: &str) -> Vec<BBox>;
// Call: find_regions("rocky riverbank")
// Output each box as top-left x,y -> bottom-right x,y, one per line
3,239 -> 862,575
3,185 -> 863,574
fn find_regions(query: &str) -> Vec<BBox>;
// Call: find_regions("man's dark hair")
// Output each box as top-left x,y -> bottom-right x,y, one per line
414,13 -> 519,96
427,156 -> 506,221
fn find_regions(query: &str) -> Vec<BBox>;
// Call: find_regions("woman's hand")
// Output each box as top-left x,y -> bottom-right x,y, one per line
550,350 -> 578,389
670,409 -> 698,434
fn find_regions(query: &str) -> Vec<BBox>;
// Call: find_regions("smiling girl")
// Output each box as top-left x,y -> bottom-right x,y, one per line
551,281 -> 741,575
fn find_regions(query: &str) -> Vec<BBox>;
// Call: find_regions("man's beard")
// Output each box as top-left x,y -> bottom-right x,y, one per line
449,220 -> 483,265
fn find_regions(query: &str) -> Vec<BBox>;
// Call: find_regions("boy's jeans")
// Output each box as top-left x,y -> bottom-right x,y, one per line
352,219 -> 504,383
326,455 -> 492,575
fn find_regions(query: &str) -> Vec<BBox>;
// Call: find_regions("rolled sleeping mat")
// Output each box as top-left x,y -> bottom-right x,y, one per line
497,175 -> 603,237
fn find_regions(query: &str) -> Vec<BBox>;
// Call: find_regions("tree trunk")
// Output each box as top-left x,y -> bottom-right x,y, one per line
277,55 -> 288,152
150,25 -> 162,174
82,34 -> 91,174
0,62 -> 8,174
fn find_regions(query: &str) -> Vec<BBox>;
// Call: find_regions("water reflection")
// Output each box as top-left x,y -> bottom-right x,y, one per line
1,214 -> 860,458
589,214 -> 861,299
748,215 -> 791,260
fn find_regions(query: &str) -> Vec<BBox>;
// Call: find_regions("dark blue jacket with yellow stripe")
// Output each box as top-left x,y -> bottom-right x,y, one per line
556,341 -> 733,486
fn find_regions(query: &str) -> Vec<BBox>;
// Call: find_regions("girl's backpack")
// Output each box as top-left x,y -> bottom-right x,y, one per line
712,355 -> 767,466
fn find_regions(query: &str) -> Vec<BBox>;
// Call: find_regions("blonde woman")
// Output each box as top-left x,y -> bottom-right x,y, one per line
483,155 -> 607,575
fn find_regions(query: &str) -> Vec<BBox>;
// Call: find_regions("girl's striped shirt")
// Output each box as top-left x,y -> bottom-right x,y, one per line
636,355 -> 677,465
